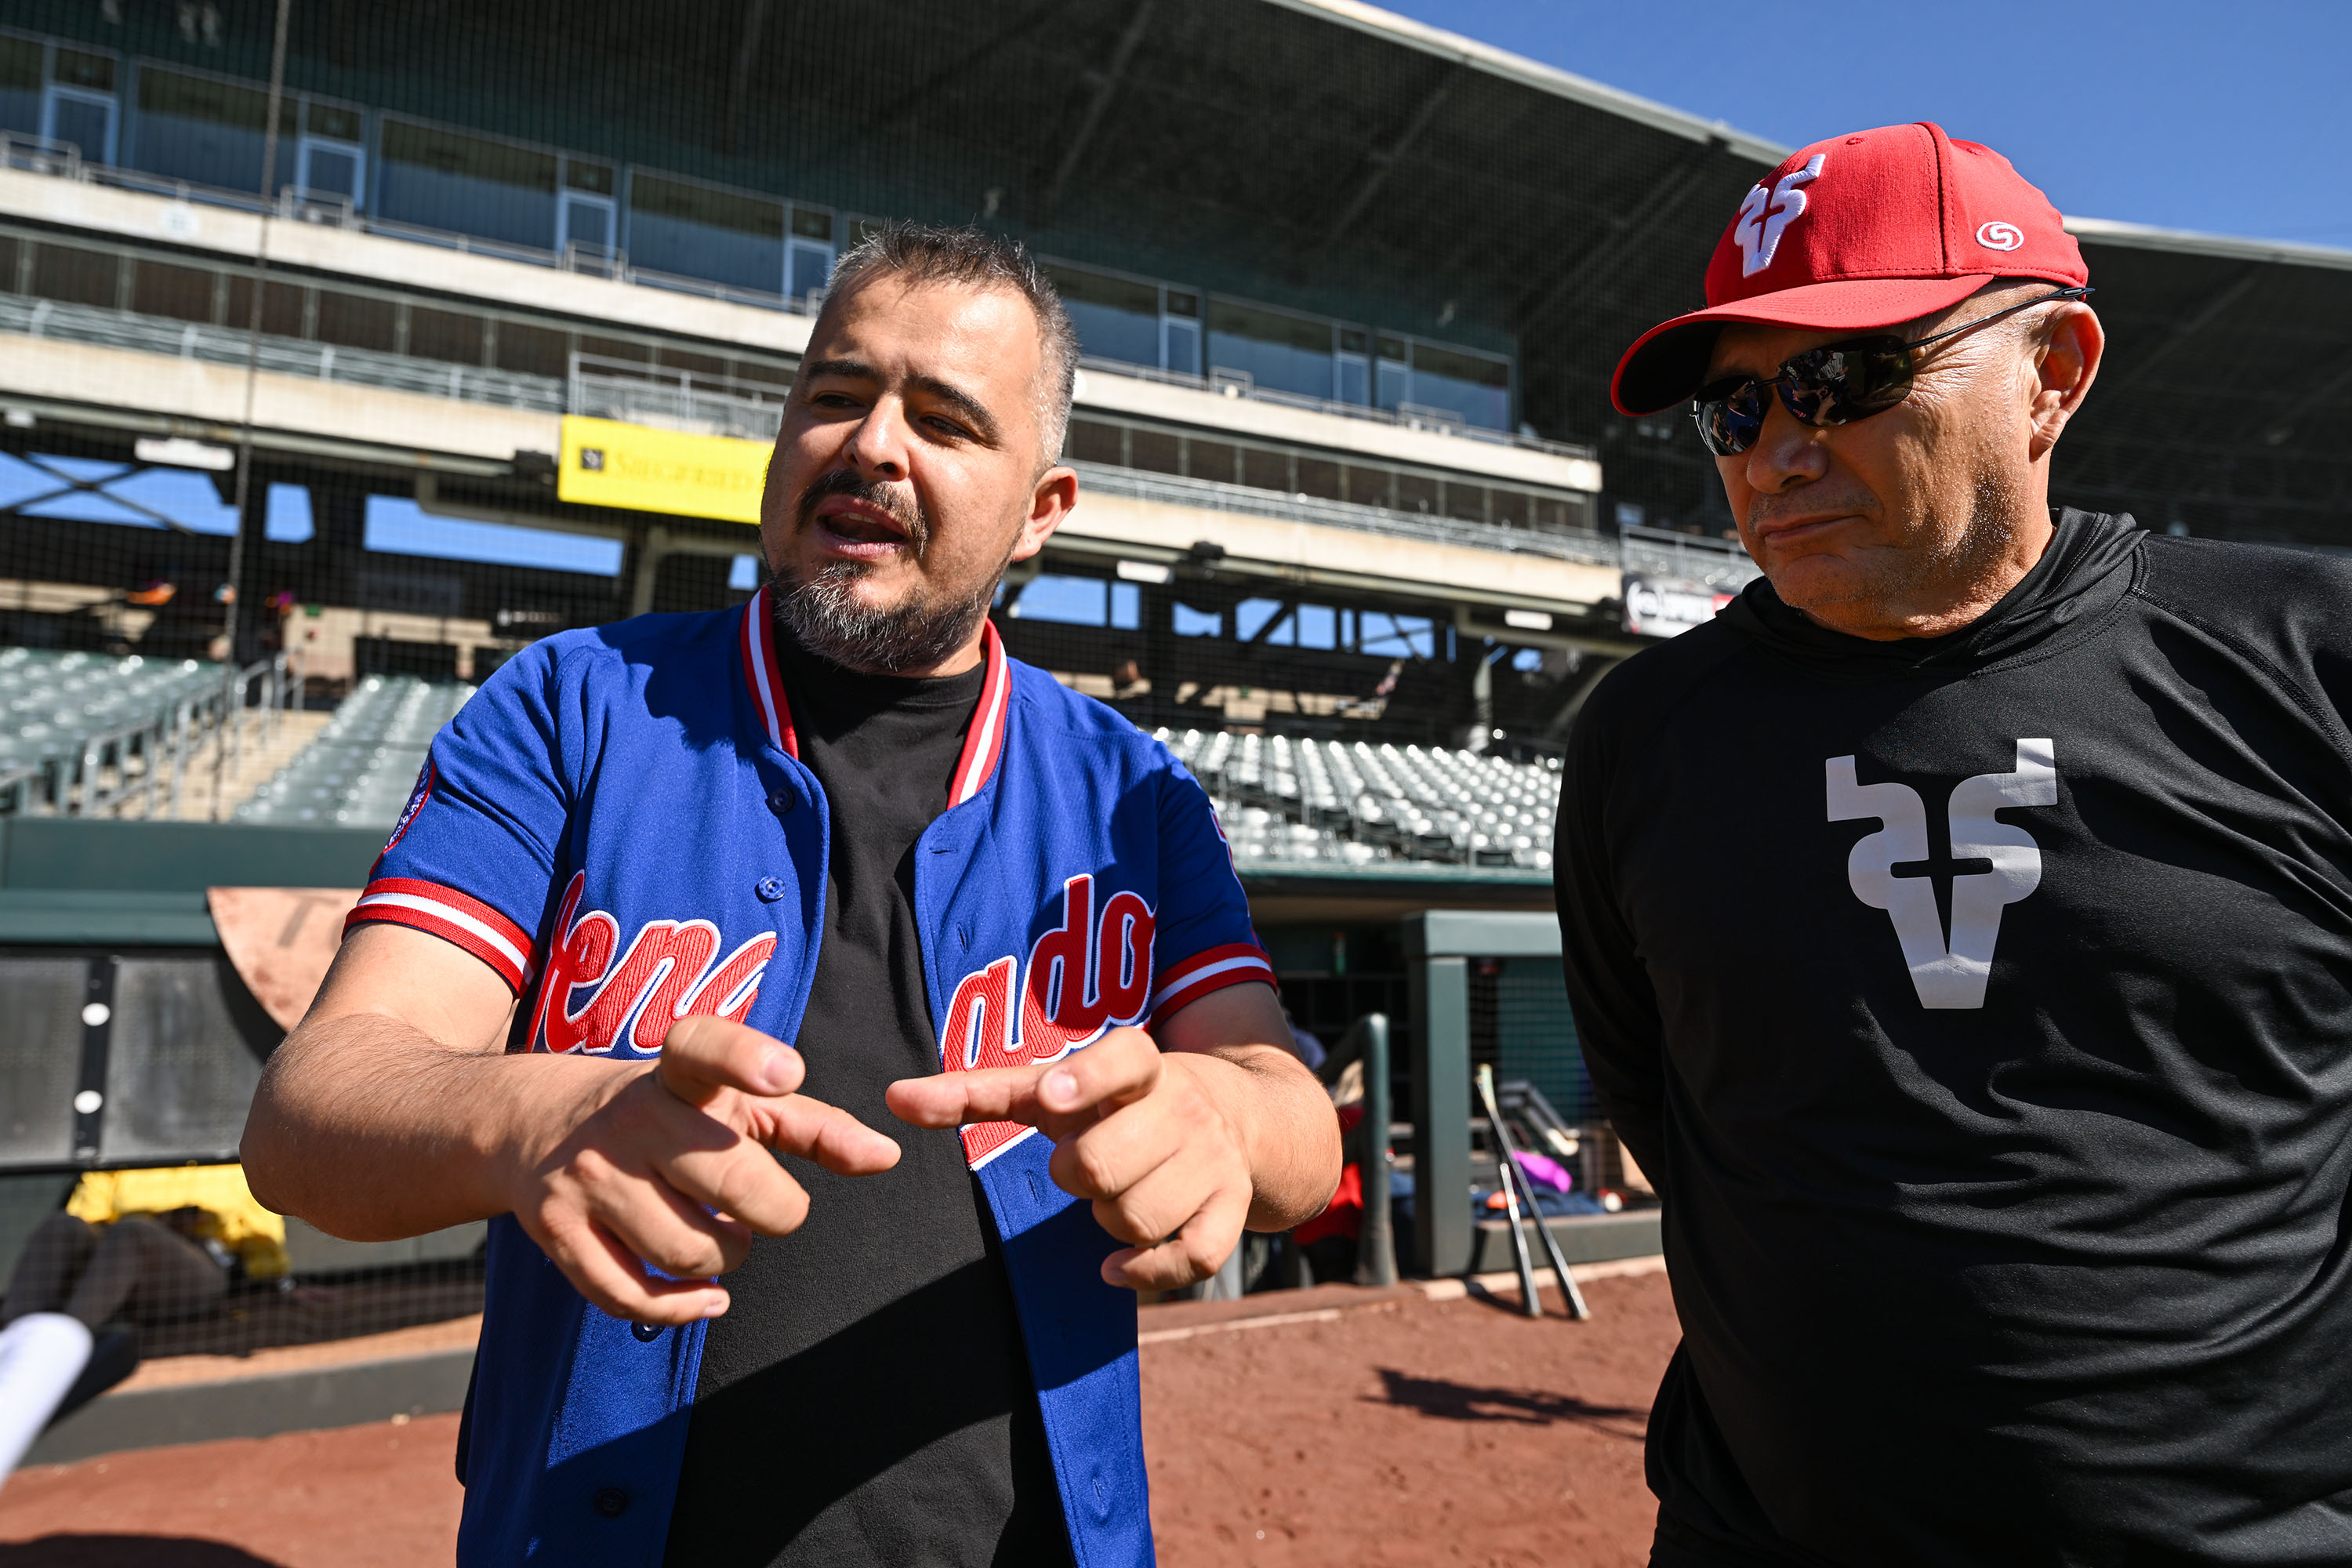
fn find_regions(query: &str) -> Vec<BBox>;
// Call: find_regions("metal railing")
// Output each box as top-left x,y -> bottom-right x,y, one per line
1069,461 -> 1620,566
1620,524 -> 1762,590
2,654 -> 291,819
2,292 -> 1607,571
0,134 -> 1594,461
0,132 -> 86,182
0,295 -> 568,414
569,357 -> 789,441
1098,356 -> 1592,462
1316,1013 -> 1396,1287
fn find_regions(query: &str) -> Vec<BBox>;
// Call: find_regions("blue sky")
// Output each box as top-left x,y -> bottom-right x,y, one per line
1382,2 -> 2352,247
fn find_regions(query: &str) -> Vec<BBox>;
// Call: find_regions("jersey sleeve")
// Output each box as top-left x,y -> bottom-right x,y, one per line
1147,760 -> 1276,1028
343,643 -> 579,995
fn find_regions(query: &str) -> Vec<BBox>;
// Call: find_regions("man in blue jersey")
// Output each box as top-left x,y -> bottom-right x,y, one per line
243,223 -> 1341,1567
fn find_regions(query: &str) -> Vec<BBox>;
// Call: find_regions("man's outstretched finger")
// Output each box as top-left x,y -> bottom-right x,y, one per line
756,1092 -> 902,1175
659,1015 -> 804,1108
887,1027 -> 1164,1132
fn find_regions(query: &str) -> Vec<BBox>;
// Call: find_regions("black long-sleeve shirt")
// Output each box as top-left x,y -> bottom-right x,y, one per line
1555,511 -> 2352,1566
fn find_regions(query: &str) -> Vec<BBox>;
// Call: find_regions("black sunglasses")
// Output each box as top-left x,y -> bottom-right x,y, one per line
1690,286 -> 2092,457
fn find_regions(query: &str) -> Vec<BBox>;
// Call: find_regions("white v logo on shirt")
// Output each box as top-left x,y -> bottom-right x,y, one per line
1825,739 -> 2058,1010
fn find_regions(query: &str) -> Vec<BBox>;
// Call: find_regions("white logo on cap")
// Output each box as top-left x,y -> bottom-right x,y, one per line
1976,220 -> 2024,252
1733,154 -> 1827,278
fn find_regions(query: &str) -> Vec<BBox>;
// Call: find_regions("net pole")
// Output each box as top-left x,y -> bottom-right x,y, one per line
213,0 -> 292,820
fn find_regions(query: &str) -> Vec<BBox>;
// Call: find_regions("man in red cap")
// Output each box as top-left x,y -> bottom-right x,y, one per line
1557,122 -> 2352,1565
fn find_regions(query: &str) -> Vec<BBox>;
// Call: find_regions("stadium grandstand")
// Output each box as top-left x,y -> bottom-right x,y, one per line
2,0 -> 2350,1439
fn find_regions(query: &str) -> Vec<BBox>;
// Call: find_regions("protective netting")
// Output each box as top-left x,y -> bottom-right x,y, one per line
2,0 -> 2321,1459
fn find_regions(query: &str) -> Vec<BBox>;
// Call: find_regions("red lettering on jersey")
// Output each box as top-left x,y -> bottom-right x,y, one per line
584,921 -> 720,1053
683,933 -> 776,1025
531,875 -> 775,1055
1021,875 -> 1108,1060
1096,890 -> 1155,1023
941,955 -> 1017,1072
940,881 -> 1160,1167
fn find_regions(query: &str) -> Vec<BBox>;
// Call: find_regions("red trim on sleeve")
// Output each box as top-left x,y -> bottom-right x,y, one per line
1148,940 -> 1277,1027
344,877 -> 535,994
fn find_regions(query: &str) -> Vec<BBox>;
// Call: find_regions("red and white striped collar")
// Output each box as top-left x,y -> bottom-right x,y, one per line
739,585 -> 1012,808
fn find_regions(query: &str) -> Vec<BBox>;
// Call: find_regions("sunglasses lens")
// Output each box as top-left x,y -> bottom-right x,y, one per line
1788,341 -> 1915,426
1693,383 -> 1765,456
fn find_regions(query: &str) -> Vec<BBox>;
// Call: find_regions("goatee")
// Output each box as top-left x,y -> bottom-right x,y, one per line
771,470 -> 1004,673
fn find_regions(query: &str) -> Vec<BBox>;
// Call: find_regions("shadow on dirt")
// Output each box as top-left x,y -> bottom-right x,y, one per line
1370,1368 -> 1647,1436
0,1537 -> 288,1566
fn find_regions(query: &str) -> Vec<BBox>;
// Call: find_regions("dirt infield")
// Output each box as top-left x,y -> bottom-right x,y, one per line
0,1269 -> 1677,1566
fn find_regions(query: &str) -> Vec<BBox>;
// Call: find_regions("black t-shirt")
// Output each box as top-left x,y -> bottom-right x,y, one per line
662,627 -> 1071,1568
1555,512 -> 2352,1566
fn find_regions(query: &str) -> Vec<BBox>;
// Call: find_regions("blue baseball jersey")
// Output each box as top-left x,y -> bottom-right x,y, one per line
348,588 -> 1274,1566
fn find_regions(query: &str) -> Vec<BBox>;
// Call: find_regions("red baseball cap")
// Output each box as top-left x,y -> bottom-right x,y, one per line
1610,122 -> 2087,416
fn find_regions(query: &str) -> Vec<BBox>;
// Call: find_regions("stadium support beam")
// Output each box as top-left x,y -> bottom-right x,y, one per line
1323,64 -> 1461,249
2122,261 -> 2267,384
1540,655 -> 1617,742
720,0 -> 775,157
2245,343 -> 2352,446
1042,1 -> 1157,220
1514,134 -> 1726,332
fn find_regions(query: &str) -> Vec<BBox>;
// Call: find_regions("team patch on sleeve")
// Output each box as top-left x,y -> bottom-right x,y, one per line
382,760 -> 435,854
1148,941 -> 1276,1027
344,877 -> 535,993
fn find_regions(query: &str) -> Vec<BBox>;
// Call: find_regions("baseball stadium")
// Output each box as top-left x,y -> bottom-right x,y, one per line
1,0 -> 2348,1562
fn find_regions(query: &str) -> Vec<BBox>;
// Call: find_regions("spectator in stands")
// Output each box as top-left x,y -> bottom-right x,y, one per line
1560,122 -> 2352,1565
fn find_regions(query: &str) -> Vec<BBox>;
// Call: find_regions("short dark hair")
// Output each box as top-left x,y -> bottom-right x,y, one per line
823,221 -> 1080,466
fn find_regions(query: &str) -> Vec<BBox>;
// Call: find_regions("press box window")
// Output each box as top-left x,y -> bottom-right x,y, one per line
377,118 -> 559,252
628,170 -> 783,296
132,67 -> 292,193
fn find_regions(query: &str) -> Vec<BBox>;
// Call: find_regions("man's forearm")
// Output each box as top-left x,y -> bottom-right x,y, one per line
1198,1044 -> 1344,1231
242,1016 -> 619,1242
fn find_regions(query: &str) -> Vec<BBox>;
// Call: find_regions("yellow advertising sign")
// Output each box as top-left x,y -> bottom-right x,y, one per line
557,416 -> 770,525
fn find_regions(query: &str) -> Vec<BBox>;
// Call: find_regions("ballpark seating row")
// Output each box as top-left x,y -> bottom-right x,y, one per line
234,677 -> 476,828
0,647 -> 249,814
178,677 -> 1562,873
0,648 -> 228,771
1160,728 -> 1559,870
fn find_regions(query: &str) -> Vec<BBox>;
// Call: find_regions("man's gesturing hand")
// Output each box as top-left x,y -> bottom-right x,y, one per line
885,1026 -> 1258,1290
509,1015 -> 899,1325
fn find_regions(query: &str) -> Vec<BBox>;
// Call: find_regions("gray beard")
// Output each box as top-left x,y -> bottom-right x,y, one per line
770,558 -> 1000,674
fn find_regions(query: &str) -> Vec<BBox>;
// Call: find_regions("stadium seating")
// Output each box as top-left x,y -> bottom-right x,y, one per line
227,693 -> 1556,870
234,677 -> 475,827
1160,728 -> 1559,871
0,648 -> 232,806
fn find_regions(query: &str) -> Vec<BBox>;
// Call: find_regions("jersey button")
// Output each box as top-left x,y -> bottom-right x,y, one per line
755,876 -> 788,902
593,1486 -> 629,1519
630,1321 -> 662,1343
767,789 -> 794,816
